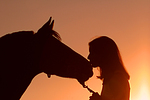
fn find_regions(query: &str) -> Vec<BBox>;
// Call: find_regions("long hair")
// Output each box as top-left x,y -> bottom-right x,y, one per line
89,36 -> 130,80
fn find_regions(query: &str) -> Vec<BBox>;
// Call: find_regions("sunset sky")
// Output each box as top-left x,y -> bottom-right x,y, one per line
0,0 -> 150,100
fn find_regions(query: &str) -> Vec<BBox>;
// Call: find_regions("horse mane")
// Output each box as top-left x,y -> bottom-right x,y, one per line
0,29 -> 61,43
0,31 -> 34,42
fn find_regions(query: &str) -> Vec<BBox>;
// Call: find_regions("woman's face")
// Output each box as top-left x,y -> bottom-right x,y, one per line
88,46 -> 101,67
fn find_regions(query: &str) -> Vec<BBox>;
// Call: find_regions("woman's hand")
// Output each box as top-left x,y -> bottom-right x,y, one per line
89,92 -> 101,100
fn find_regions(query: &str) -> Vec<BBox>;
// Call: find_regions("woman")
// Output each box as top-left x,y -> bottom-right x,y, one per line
88,36 -> 130,100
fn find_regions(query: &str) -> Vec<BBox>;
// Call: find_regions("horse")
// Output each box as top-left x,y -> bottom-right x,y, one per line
0,17 -> 93,100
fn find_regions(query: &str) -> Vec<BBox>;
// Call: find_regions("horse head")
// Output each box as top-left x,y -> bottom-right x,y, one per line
35,17 -> 93,87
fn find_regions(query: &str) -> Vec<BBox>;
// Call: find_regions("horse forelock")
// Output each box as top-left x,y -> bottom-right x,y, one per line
51,30 -> 61,41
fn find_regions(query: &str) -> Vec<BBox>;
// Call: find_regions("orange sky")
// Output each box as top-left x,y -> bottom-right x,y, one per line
0,0 -> 150,100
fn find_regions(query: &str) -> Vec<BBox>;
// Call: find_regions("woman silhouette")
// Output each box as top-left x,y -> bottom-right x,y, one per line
88,36 -> 130,100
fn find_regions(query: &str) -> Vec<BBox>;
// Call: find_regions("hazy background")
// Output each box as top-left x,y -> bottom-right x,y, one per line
0,0 -> 150,100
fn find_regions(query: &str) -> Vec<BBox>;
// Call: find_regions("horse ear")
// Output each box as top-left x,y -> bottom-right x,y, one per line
37,17 -> 53,33
49,20 -> 54,30
42,17 -> 52,29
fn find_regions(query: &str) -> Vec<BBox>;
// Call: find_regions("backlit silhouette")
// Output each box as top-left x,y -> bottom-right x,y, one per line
0,17 -> 93,100
87,36 -> 130,100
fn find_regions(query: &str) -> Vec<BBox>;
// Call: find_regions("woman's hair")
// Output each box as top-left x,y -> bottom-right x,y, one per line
89,36 -> 130,80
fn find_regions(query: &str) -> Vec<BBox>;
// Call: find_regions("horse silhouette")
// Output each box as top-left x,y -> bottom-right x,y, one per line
0,17 -> 93,100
